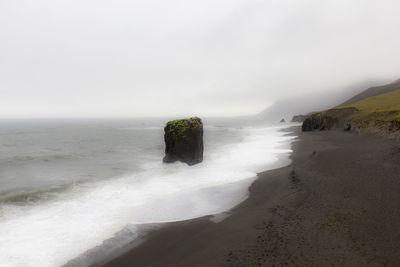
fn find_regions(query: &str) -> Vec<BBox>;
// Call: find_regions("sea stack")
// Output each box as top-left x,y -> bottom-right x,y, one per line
163,117 -> 204,166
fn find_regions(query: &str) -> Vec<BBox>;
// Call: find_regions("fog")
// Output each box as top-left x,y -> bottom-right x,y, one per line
1,0 -> 399,118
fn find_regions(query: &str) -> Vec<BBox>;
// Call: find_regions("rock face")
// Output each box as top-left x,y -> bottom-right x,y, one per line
279,118 -> 286,123
302,108 -> 358,132
163,117 -> 204,166
291,115 -> 308,123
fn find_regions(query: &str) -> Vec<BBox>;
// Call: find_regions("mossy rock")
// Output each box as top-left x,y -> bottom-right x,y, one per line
163,117 -> 204,165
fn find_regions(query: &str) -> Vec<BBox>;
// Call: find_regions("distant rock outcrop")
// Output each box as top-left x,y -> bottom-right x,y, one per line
291,115 -> 308,123
280,118 -> 285,123
302,108 -> 358,132
163,117 -> 204,166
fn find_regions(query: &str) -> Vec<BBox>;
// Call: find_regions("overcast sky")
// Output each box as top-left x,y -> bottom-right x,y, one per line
1,0 -> 399,118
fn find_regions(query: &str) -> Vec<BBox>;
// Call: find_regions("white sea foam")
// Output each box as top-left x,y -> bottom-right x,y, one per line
0,125 -> 296,267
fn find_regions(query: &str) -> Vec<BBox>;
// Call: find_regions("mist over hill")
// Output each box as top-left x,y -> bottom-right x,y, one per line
256,79 -> 387,122
339,79 -> 400,106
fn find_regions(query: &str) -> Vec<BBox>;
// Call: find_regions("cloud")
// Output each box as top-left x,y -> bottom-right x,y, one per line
0,0 -> 399,117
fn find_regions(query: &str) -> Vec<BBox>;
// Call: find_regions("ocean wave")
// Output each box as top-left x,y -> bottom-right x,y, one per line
0,182 -> 82,205
121,126 -> 164,130
2,153 -> 82,164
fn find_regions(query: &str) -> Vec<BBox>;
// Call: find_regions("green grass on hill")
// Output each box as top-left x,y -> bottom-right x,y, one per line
338,89 -> 400,123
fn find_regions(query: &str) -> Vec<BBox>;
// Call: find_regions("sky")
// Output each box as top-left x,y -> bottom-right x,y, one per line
0,0 -> 400,118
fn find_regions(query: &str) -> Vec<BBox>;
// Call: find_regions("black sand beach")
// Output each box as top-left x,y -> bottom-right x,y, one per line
99,126 -> 400,266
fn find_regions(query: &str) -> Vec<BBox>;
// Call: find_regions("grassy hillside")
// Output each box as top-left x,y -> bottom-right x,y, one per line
339,79 -> 400,106
303,89 -> 400,136
338,89 -> 400,124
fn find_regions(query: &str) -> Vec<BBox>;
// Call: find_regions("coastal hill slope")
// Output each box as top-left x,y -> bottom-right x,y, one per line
257,80 -> 383,122
302,88 -> 400,137
339,78 -> 400,106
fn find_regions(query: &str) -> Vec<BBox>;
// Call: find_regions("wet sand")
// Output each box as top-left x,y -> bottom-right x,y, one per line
99,127 -> 400,266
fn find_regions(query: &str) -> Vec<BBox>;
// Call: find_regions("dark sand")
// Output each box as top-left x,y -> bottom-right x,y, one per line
100,127 -> 400,266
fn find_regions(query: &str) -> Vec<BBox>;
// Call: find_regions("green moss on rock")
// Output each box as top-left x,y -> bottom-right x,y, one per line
166,117 -> 203,139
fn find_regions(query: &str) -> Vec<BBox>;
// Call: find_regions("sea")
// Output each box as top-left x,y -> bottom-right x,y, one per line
0,118 -> 297,267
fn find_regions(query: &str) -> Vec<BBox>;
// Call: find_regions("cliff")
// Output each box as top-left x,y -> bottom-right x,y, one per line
302,108 -> 357,131
302,89 -> 400,138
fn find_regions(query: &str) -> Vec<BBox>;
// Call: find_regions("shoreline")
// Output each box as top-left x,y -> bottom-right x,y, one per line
92,126 -> 298,267
66,124 -> 297,267
99,126 -> 400,266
